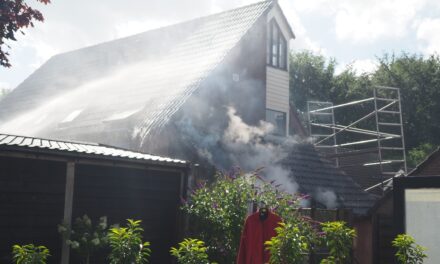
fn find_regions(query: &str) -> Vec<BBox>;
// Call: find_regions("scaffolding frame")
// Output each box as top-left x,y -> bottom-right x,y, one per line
307,86 -> 407,192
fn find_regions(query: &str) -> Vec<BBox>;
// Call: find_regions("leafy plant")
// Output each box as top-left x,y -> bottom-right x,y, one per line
108,219 -> 151,264
181,169 -> 306,263
12,244 -> 50,264
58,215 -> 108,264
320,221 -> 356,264
265,222 -> 309,264
408,143 -> 437,167
392,234 -> 427,264
170,238 -> 214,264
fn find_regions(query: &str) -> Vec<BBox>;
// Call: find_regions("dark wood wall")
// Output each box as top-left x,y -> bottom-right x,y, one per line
73,164 -> 182,264
0,154 -> 185,264
0,157 -> 66,263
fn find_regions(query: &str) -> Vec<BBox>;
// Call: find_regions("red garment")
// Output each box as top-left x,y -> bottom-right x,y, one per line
236,211 -> 282,264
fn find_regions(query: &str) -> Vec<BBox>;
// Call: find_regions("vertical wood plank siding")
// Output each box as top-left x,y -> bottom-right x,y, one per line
0,157 -> 66,263
72,164 -> 182,264
0,155 -> 185,264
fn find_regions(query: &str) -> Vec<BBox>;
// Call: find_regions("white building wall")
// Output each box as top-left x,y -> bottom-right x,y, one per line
266,6 -> 291,135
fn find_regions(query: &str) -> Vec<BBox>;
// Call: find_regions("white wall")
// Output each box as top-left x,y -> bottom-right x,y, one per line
266,6 -> 292,135
405,188 -> 440,264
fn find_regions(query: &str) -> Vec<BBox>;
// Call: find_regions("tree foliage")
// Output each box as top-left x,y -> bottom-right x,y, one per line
170,238 -> 213,264
12,244 -> 50,264
392,234 -> 427,264
107,219 -> 151,264
0,0 -> 50,67
181,169 -> 307,263
319,221 -> 356,264
58,215 -> 108,264
265,222 -> 310,264
290,51 -> 440,168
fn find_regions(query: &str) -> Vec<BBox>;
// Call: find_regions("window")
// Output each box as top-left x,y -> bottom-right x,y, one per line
267,20 -> 287,70
266,109 -> 286,136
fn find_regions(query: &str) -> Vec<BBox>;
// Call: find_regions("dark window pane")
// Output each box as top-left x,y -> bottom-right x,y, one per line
271,22 -> 279,67
266,23 -> 271,65
266,109 -> 286,136
279,35 -> 286,69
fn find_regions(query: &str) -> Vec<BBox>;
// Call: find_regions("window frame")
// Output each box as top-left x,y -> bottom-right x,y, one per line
265,108 -> 287,136
267,19 -> 287,70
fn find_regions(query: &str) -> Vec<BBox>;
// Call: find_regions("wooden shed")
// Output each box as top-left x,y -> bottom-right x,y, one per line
0,134 -> 190,264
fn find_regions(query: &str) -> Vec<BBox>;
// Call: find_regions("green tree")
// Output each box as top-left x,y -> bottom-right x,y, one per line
372,53 -> 440,152
107,219 -> 151,264
170,238 -> 213,264
12,244 -> 50,264
392,234 -> 427,264
58,215 -> 108,264
290,51 -> 336,111
320,221 -> 356,264
181,169 -> 305,263
1,0 -> 51,67
265,222 -> 310,264
407,143 -> 437,167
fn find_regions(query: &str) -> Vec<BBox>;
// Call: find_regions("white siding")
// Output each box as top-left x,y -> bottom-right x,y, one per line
266,66 -> 289,134
265,4 -> 293,135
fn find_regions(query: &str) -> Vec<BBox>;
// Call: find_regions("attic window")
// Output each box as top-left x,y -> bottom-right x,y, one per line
267,20 -> 287,70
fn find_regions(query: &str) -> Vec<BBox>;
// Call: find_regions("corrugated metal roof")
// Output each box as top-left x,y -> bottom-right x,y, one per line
0,134 -> 187,166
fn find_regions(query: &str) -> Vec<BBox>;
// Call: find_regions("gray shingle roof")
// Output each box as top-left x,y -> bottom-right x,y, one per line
283,144 -> 377,216
0,0 -> 274,144
0,134 -> 187,166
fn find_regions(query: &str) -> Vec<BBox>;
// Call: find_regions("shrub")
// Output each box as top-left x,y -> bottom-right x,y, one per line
12,244 -> 50,264
108,219 -> 151,264
392,234 -> 427,264
181,169 -> 306,263
265,222 -> 310,264
170,238 -> 213,264
320,221 -> 355,264
58,215 -> 108,264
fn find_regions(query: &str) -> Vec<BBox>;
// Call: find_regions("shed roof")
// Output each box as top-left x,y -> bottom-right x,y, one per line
283,143 -> 377,216
0,134 -> 187,166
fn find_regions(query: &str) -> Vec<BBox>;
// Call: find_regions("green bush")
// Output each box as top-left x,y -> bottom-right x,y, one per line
12,244 -> 50,264
265,222 -> 309,264
170,238 -> 213,264
181,169 -> 305,263
320,221 -> 355,264
392,234 -> 427,264
58,215 -> 108,264
108,219 -> 151,264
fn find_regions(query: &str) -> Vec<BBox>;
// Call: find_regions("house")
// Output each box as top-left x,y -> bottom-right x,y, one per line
361,147 -> 440,263
0,133 -> 189,264
0,1 -> 376,262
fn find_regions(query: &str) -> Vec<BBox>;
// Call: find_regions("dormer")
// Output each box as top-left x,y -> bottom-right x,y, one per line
265,2 -> 295,136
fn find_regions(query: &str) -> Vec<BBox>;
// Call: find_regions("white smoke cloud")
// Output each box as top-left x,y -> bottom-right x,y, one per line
315,188 -> 338,209
220,107 -> 298,194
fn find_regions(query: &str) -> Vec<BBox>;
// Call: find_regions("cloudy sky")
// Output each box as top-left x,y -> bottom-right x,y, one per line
1,0 -> 439,90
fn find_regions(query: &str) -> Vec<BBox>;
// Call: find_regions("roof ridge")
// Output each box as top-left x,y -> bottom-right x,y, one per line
49,0 -> 274,58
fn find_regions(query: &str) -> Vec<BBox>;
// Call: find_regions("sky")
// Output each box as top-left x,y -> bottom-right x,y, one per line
1,0 -> 440,90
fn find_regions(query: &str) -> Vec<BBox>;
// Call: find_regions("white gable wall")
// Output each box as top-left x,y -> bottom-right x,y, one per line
265,6 -> 292,135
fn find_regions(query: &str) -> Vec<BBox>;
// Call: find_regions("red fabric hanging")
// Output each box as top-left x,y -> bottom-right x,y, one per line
236,211 -> 282,264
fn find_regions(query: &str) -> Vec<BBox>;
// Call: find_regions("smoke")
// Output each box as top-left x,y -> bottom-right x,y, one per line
178,105 -> 298,194
315,188 -> 338,209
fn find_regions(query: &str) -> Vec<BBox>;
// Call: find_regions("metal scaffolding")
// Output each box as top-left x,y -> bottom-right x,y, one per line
307,86 -> 407,190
